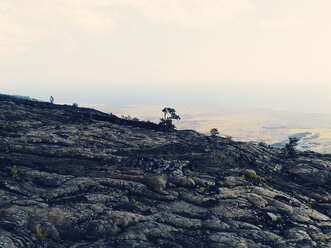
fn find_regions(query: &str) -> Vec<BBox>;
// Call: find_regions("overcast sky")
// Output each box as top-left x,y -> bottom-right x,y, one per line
1,0 -> 330,113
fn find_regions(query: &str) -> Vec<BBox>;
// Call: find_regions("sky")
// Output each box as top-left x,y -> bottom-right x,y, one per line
1,0 -> 331,114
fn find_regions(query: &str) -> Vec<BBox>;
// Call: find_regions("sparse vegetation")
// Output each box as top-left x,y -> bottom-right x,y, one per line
266,176 -> 276,183
198,187 -> 206,193
316,235 -> 326,243
121,115 -> 140,121
35,226 -> 47,241
131,199 -> 138,205
210,128 -> 219,137
225,136 -> 233,142
55,123 -> 61,130
164,152 -> 174,161
10,165 -> 18,178
304,203 -> 312,209
159,107 -> 180,130
245,185 -> 251,190
121,115 -> 132,120
244,169 -> 261,181
285,137 -> 300,157
100,149 -> 107,155
0,93 -> 42,102
258,141 -> 268,147
72,103 -> 78,107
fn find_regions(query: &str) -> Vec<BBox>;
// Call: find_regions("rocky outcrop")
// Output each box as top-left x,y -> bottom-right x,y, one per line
1,95 -> 331,247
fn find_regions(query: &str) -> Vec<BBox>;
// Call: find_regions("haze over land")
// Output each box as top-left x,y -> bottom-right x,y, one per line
1,0 -> 331,115
1,0 -> 330,151
83,104 -> 331,154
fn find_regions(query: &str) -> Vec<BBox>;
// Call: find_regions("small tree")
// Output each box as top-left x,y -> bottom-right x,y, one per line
210,128 -> 219,137
285,137 -> 299,157
159,107 -> 180,130
50,96 -> 54,104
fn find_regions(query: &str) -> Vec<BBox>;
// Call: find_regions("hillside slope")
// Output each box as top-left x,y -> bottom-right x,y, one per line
82,103 -> 331,153
1,95 -> 331,248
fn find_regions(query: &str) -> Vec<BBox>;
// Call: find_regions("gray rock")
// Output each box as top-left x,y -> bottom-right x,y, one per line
1,95 -> 331,247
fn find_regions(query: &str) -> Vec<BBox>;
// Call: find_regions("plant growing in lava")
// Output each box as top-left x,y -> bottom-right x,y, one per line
285,137 -> 300,157
10,165 -> 18,178
35,226 -> 47,241
210,128 -> 219,137
159,107 -> 180,130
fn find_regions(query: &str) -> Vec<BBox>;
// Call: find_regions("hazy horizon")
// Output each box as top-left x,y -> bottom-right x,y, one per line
80,103 -> 331,153
1,0 -> 331,114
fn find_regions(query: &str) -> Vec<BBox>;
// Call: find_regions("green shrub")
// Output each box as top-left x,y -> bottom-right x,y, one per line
10,165 -> 17,178
244,169 -> 261,181
258,142 -> 267,147
304,203 -> 312,209
285,137 -> 300,157
55,123 -> 61,130
317,235 -> 326,243
121,115 -> 132,120
198,187 -> 206,193
159,107 -> 180,131
266,176 -> 276,183
210,128 -> 219,137
164,152 -> 174,161
35,226 -> 47,241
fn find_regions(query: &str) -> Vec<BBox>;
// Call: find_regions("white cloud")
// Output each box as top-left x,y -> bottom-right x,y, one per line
117,0 -> 255,27
0,13 -> 38,56
50,30 -> 75,52
72,7 -> 116,32
0,0 -> 117,55
260,17 -> 304,30
0,0 -> 254,56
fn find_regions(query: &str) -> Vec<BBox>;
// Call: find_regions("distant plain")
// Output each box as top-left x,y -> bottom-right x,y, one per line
83,104 -> 331,154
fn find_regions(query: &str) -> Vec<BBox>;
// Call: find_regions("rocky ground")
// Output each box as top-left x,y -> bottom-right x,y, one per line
1,95 -> 331,248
